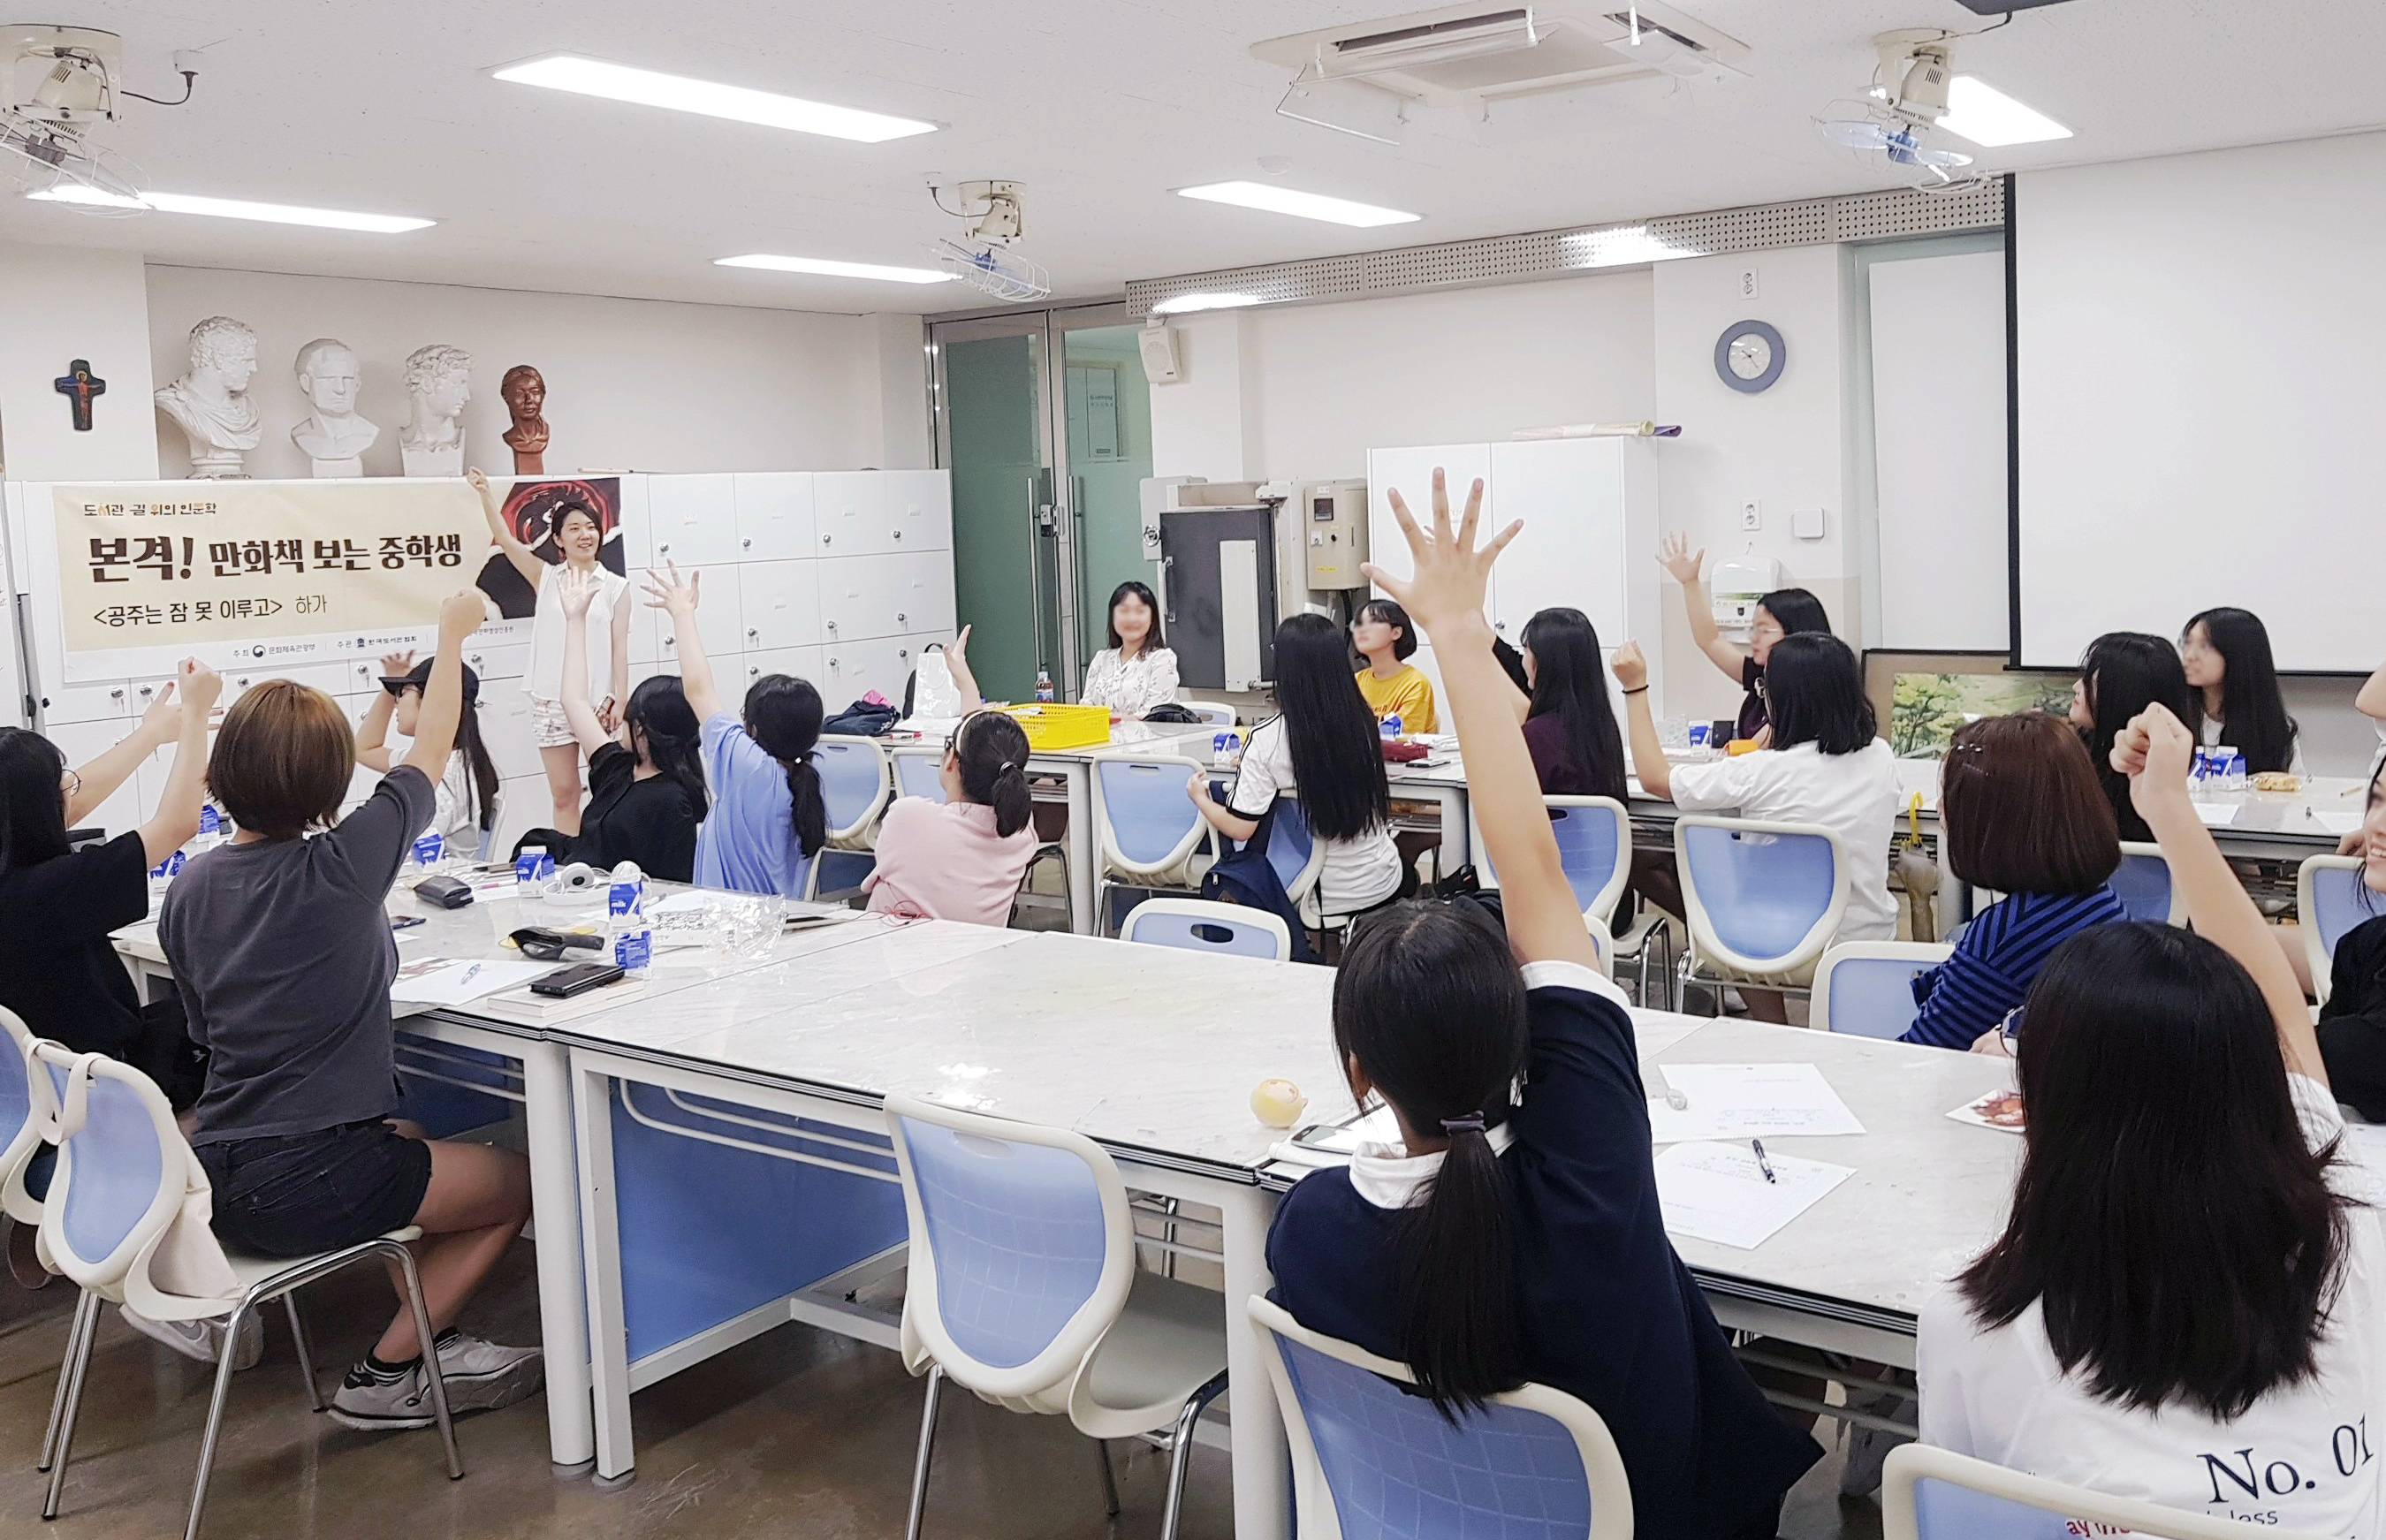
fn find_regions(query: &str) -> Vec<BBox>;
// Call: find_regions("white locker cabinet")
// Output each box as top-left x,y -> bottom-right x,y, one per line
732,473 -> 815,562
462,641 -> 531,685
223,662 -> 351,706
811,473 -> 887,557
737,561 -> 822,652
1486,440 -> 1629,643
741,646 -> 825,689
628,600 -> 664,667
648,474 -> 741,567
817,556 -> 902,645
49,717 -> 146,838
888,550 -> 957,638
881,470 -> 954,554
479,687 -> 544,781
612,475 -> 654,571
820,634 -> 927,707
39,680 -> 138,726
656,565 -> 743,664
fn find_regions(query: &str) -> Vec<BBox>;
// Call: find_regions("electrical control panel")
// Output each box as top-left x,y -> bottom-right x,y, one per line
1301,479 -> 1371,590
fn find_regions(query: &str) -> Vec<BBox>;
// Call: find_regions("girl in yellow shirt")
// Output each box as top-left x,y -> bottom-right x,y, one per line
1351,598 -> 1437,734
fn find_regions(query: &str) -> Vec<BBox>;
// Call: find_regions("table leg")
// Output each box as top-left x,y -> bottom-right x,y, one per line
1066,764 -> 1096,936
1218,1184 -> 1290,1540
1437,785 -> 1470,870
570,1055 -> 636,1487
521,1043 -> 595,1472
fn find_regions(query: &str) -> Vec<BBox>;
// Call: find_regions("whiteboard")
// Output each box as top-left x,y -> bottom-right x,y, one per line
1872,251 -> 2009,652
2013,133 -> 2386,671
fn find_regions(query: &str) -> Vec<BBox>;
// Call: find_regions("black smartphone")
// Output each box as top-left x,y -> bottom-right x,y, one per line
529,961 -> 627,998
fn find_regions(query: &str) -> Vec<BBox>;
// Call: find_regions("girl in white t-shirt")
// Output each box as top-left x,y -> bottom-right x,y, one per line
353,650 -> 500,855
1188,612 -> 1406,919
1614,630 -> 1896,1021
468,467 -> 628,836
1919,702 -> 2386,1538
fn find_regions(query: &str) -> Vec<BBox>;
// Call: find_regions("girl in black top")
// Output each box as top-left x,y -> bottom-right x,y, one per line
2179,606 -> 2302,775
0,660 -> 218,1095
511,568 -> 705,881
2069,632 -> 2195,845
2315,760 -> 2386,1118
1657,533 -> 1831,742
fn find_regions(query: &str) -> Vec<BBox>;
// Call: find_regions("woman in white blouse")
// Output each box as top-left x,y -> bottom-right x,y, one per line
1080,580 -> 1180,719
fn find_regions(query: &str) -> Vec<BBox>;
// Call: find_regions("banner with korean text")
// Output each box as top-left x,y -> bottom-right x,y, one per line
49,481 -> 490,683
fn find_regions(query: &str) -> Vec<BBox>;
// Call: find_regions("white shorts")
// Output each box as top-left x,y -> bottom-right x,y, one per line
528,695 -> 576,750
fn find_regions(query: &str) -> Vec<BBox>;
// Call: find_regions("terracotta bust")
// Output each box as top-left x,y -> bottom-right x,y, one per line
500,363 -> 549,474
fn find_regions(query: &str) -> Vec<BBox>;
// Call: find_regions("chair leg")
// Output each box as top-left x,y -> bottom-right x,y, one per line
384,1240 -> 463,1480
903,1364 -> 946,1540
39,1287 -> 99,1474
181,1298 -> 254,1540
1158,1372 -> 1229,1540
39,1288 -> 101,1516
1095,1437 -> 1121,1518
285,1292 -> 323,1413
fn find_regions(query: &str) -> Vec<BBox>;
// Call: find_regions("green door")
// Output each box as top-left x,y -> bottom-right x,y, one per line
941,330 -> 1052,704
1062,325 -> 1159,667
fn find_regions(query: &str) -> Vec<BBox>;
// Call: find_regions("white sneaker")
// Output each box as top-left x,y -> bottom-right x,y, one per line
328,1360 -> 437,1431
326,1331 -> 543,1431
119,1305 -> 262,1371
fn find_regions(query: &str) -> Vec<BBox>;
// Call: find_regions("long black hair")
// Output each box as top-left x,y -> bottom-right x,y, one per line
1762,633 -> 1874,754
1758,588 -> 1831,637
745,674 -> 827,858
952,710 -> 1032,838
449,698 -> 502,833
1353,598 -> 1418,663
623,675 -> 709,819
2078,632 -> 2195,844
1334,901 -> 1527,1415
2185,607 -> 2299,775
0,727 -> 72,876
1520,608 -> 1626,801
1960,923 -> 2347,1418
1106,580 -> 1165,656
1272,612 -> 1387,843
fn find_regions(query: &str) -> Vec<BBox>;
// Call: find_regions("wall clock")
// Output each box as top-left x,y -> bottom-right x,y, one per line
1714,319 -> 1786,393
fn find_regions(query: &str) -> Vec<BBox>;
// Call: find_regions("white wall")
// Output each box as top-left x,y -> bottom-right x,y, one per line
0,244 -> 161,482
145,266 -> 930,481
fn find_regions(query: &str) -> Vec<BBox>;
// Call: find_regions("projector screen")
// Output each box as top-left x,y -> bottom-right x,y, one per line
2014,133 -> 2386,672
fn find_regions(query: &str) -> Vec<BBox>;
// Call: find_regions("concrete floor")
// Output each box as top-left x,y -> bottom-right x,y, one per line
0,1237 -> 1884,1540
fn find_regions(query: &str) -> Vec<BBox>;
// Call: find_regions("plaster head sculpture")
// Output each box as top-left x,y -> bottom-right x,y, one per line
289,338 -> 379,477
499,363 -> 549,474
154,316 -> 262,479
399,343 -> 474,477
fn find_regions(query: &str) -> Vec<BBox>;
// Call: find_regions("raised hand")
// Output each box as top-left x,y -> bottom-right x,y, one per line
380,649 -> 416,680
1657,531 -> 1705,586
2113,702 -> 2196,819
465,467 -> 490,495
439,588 -> 486,642
1358,467 -> 1519,639
179,658 -> 223,713
138,678 -> 182,741
1610,641 -> 1648,692
558,565 -> 600,620
642,560 -> 701,620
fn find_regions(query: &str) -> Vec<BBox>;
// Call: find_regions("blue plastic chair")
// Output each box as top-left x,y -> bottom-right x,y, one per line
1,1008 -> 49,1227
884,1095 -> 1227,1540
2300,854 -> 2374,1005
1812,942 -> 1954,1039
2110,842 -> 2185,925
1122,899 -> 1292,961
1248,1296 -> 1633,1540
1472,796 -> 1635,924
1676,817 -> 1849,998
1883,1443 -> 2326,1540
1094,757 -> 1213,931
33,1044 -> 460,1534
814,734 -> 893,845
891,747 -> 948,803
1263,797 -> 1325,907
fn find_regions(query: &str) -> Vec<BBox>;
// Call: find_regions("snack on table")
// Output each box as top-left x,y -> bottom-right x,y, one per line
2252,771 -> 2303,793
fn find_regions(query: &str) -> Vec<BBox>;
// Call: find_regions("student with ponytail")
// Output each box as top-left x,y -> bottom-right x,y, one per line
1266,470 -> 1816,1539
645,562 -> 826,898
866,633 -> 1037,926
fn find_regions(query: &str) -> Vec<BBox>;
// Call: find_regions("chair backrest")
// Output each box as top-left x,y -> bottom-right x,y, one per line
1264,797 -> 1325,905
2111,841 -> 2185,926
1471,797 -> 1634,924
814,734 -> 893,842
883,1093 -> 1136,1402
1122,898 -> 1292,961
1675,816 -> 1850,977
30,1043 -> 184,1293
2299,853 -> 2372,1006
1248,1296 -> 1633,1540
890,746 -> 950,803
1812,941 -> 1955,1039
1179,701 -> 1238,726
1,1006 -> 54,1225
1882,1443 -> 2337,1540
1095,756 -> 1210,878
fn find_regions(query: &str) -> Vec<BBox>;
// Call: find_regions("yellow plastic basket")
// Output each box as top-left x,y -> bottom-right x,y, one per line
1002,702 -> 1113,753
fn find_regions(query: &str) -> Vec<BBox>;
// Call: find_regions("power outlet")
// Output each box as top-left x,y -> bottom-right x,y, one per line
1739,499 -> 1761,531
1737,266 -> 1759,300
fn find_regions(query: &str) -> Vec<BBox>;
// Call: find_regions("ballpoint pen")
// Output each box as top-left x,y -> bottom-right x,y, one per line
1751,1138 -> 1777,1184
460,962 -> 483,986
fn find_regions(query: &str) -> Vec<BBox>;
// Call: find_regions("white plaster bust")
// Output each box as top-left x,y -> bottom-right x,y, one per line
290,338 -> 379,478
155,317 -> 262,479
399,343 -> 473,477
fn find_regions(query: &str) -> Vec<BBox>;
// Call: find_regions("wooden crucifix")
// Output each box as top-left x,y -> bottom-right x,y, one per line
54,360 -> 106,432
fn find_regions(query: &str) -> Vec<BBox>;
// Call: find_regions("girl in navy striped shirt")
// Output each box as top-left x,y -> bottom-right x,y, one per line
1903,712 -> 2129,1051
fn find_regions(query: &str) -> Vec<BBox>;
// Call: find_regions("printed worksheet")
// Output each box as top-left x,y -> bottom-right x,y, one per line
1654,1142 -> 1855,1248
1645,1062 -> 1866,1142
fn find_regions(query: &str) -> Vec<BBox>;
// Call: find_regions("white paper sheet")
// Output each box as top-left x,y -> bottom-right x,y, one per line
1654,1141 -> 1855,1248
2308,809 -> 2364,838
2192,801 -> 2240,827
1635,1019 -> 1706,1060
389,957 -> 559,1006
1645,1062 -> 1866,1142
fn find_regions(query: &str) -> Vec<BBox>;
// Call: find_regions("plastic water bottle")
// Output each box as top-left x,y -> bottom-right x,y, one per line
410,831 -> 445,869
2223,748 -> 2247,794
515,844 -> 552,901
609,861 -> 651,977
1687,723 -> 1712,752
192,802 -> 224,855
1212,730 -> 1240,768
1034,667 -> 1056,704
1379,714 -> 1403,743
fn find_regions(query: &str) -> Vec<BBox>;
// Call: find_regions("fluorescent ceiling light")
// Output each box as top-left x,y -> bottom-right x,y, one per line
1937,75 -> 2071,147
716,253 -> 950,284
1149,291 -> 1265,316
492,54 -> 937,143
1175,180 -> 1419,229
1324,11 -> 1540,78
26,185 -> 434,231
1556,224 -> 1700,268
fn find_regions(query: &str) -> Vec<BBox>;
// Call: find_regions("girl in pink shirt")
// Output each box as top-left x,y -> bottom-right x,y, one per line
865,710 -> 1037,927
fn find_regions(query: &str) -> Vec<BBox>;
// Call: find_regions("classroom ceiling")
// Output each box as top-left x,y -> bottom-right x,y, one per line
1,0 -> 2382,316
